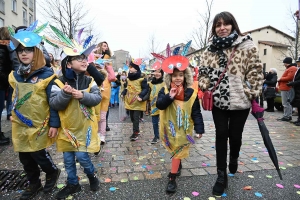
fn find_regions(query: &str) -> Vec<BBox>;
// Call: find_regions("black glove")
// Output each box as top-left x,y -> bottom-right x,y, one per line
287,82 -> 294,86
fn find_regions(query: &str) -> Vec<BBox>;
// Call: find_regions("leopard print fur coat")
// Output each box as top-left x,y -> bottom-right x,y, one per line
198,35 -> 263,110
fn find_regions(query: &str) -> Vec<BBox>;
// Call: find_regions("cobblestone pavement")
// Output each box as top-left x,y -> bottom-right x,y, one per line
0,108 -> 300,199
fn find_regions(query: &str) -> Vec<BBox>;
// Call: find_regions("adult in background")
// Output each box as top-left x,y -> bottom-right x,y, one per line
0,27 -> 12,145
277,57 -> 297,121
264,68 -> 278,112
198,11 -> 263,195
287,57 -> 300,126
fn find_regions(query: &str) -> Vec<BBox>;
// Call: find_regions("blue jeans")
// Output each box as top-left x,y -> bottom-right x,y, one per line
0,90 -> 6,132
152,115 -> 159,139
63,152 -> 95,185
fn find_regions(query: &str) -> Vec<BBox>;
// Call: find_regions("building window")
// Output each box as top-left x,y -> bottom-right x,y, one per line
29,13 -> 33,24
0,0 -> 4,14
23,8 -> 28,26
264,49 -> 267,55
12,0 -> 17,12
29,0 -> 34,11
263,63 -> 266,72
0,18 -> 4,27
23,0 -> 27,6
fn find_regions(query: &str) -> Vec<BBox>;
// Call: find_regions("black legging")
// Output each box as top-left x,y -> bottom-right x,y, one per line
212,106 -> 250,169
266,98 -> 275,110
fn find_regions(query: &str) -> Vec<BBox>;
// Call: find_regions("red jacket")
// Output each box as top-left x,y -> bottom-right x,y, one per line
278,65 -> 297,91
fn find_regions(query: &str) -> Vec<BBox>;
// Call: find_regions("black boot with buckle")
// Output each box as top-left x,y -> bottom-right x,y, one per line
212,168 -> 228,196
166,173 -> 177,193
87,173 -> 100,191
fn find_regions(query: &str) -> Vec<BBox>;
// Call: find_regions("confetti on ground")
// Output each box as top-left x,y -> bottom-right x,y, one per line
58,162 -> 64,165
121,179 -> 128,182
276,184 -> 284,189
228,173 -> 234,177
248,175 -> 254,178
266,175 -> 272,178
66,196 -> 73,200
221,193 -> 227,197
237,170 -> 243,173
109,187 -> 118,192
133,176 -> 139,180
297,191 -> 300,195
142,165 -> 147,169
255,192 -> 263,197
192,191 -> 199,196
149,171 -> 154,174
208,197 -> 216,200
80,178 -> 88,182
287,164 -> 293,166
183,198 -> 191,200
280,167 -> 286,170
243,186 -> 252,190
160,159 -> 165,162
97,163 -> 102,167
105,178 -> 111,183
278,152 -> 283,155
279,162 -> 284,165
76,163 -> 79,166
57,184 -> 65,189
294,184 -> 300,189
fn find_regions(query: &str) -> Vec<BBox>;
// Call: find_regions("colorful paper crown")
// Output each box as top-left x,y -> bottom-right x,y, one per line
9,20 -> 48,50
152,40 -> 192,74
46,25 -> 95,57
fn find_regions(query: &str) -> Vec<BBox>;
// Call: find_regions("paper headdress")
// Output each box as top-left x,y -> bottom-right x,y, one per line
95,58 -> 113,66
9,20 -> 48,50
47,25 -> 95,58
152,40 -> 192,74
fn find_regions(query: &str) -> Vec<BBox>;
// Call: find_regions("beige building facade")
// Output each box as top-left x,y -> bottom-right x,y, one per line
0,0 -> 36,28
245,26 -> 295,78
111,49 -> 131,72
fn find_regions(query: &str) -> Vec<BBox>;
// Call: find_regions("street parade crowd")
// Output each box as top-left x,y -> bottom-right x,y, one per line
0,11 -> 300,200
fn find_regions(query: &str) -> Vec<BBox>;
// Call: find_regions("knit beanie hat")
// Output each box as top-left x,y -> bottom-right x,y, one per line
283,57 -> 292,64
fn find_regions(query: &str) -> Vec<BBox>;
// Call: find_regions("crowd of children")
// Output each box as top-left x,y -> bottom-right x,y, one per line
4,21 -> 205,198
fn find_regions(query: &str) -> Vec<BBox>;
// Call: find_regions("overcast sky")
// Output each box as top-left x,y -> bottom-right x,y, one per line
37,0 -> 298,58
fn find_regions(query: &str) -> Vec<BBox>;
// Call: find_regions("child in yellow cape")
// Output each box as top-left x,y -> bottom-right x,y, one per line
156,53 -> 205,193
9,29 -> 61,199
48,25 -> 101,199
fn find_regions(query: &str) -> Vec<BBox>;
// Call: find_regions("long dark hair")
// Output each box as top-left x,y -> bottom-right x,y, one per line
209,11 -> 244,39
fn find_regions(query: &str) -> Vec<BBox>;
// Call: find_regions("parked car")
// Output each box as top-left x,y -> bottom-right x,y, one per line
274,87 -> 283,111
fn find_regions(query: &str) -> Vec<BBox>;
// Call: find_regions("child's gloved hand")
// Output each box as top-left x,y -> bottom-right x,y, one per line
195,133 -> 202,139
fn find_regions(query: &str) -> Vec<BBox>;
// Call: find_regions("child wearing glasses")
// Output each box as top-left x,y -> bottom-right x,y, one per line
9,30 -> 61,199
48,25 -> 101,199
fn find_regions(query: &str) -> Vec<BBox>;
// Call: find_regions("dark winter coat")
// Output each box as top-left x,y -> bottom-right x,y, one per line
263,72 -> 277,99
0,45 -> 12,90
288,68 -> 300,107
156,87 -> 205,134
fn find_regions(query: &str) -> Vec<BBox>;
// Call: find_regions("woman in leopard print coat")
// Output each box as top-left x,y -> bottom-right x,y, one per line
198,11 -> 263,196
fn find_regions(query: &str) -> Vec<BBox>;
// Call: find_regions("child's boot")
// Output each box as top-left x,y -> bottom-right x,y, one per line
166,173 -> 177,193
87,173 -> 100,191
43,168 -> 61,193
212,168 -> 228,196
55,183 -> 81,199
20,180 -> 42,200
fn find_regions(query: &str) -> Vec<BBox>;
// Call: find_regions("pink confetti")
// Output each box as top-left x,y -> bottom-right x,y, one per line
276,184 -> 284,189
294,184 -> 300,189
279,162 -> 284,165
202,163 -> 207,167
192,191 -> 199,196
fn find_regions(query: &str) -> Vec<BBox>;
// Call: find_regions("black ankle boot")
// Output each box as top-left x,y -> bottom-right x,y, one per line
87,173 -> 100,191
166,173 -> 177,193
176,161 -> 182,176
229,156 -> 238,174
20,180 -> 42,200
212,169 -> 228,196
